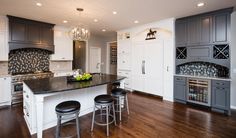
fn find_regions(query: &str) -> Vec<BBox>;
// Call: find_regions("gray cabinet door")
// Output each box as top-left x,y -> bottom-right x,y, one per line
213,13 -> 230,44
174,76 -> 186,101
175,20 -> 187,47
187,17 -> 200,45
174,82 -> 186,101
212,87 -> 230,110
200,16 -> 212,44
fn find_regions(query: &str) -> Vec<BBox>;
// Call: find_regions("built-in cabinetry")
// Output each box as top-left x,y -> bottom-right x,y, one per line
132,40 -> 164,96
7,15 -> 55,52
174,76 -> 186,103
174,76 -> 231,115
117,70 -> 132,90
211,80 -> 230,114
51,26 -> 73,61
0,76 -> 11,106
176,8 -> 232,47
174,8 -> 232,115
117,39 -> 132,70
0,16 -> 8,61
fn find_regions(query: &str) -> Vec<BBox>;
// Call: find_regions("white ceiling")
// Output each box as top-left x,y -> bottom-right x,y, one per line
0,0 -> 235,37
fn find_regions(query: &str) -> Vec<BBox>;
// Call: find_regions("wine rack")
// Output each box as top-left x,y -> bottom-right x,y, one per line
176,47 -> 187,59
188,79 -> 210,106
110,46 -> 117,65
213,44 -> 229,59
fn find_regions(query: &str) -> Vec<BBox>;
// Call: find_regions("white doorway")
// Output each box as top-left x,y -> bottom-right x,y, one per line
90,47 -> 101,73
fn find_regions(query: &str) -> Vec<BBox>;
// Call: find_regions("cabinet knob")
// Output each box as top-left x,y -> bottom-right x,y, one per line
23,91 -> 26,93
26,95 -> 29,98
122,61 -> 125,63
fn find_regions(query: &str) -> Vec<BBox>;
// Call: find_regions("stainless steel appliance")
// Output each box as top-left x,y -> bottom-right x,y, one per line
11,72 -> 54,104
187,78 -> 211,106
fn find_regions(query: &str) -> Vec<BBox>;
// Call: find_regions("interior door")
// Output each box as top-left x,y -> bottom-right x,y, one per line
89,47 -> 101,73
144,40 -> 164,96
131,42 -> 145,91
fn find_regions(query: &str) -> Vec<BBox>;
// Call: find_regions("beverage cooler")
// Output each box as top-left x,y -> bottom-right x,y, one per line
187,78 -> 211,106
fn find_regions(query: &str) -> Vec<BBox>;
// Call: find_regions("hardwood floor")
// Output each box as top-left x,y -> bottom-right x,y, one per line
0,92 -> 236,138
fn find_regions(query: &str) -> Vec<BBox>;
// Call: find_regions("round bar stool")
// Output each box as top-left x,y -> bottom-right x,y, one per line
112,82 -> 120,89
91,94 -> 116,136
55,100 -> 81,138
111,88 -> 130,121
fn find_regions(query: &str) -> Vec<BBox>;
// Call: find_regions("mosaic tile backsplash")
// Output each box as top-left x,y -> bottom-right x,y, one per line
176,62 -> 229,78
8,48 -> 50,74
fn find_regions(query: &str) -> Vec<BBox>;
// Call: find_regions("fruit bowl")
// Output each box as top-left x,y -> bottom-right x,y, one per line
67,73 -> 92,82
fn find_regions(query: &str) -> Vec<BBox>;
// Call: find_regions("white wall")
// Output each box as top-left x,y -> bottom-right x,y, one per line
230,11 -> 236,108
88,33 -> 116,73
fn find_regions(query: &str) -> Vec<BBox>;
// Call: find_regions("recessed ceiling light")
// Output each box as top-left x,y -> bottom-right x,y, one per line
134,20 -> 139,24
36,2 -> 42,7
63,20 -> 68,23
94,19 -> 98,22
102,29 -> 106,32
113,11 -> 117,15
197,2 -> 205,7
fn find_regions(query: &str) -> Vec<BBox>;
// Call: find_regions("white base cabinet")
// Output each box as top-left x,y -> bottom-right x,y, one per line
0,76 -> 11,106
0,16 -> 9,61
117,70 -> 132,90
51,26 -> 73,61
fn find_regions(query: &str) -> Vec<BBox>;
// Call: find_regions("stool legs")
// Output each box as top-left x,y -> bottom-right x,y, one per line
91,106 -> 96,132
106,106 -> 109,136
56,115 -> 61,138
119,96 -> 122,121
126,94 -> 130,115
76,113 -> 80,138
91,102 -> 116,136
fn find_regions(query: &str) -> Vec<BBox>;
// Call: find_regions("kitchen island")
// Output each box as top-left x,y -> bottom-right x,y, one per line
23,74 -> 125,138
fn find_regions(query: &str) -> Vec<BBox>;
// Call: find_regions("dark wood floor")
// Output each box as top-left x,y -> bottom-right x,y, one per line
0,92 -> 236,138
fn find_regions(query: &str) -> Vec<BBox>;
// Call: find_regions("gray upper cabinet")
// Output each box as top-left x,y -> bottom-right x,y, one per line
213,12 -> 230,44
175,20 -> 187,47
187,17 -> 200,45
200,16 -> 212,44
175,8 -> 232,47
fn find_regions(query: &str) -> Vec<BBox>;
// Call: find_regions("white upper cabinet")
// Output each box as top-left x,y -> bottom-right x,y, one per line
117,39 -> 132,54
51,26 -> 73,61
0,16 -> 9,61
0,76 -> 11,106
117,32 -> 132,70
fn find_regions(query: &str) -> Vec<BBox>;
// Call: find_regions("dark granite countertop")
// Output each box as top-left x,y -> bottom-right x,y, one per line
23,74 -> 126,94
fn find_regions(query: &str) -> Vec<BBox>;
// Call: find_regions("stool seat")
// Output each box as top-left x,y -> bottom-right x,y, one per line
112,82 -> 120,86
94,94 -> 113,104
111,88 -> 127,96
56,101 -> 81,113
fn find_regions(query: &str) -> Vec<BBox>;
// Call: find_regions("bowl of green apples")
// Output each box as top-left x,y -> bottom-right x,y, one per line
75,73 -> 92,81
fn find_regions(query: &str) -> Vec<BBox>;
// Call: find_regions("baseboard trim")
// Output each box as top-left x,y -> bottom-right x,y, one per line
231,105 -> 236,110
132,91 -> 163,100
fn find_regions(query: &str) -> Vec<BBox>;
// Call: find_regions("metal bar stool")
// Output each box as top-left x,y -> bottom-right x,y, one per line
111,88 -> 130,121
91,94 -> 116,136
55,100 -> 81,138
112,82 -> 120,89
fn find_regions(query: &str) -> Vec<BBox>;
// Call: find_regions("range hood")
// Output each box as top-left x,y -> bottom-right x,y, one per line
7,15 -> 55,53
